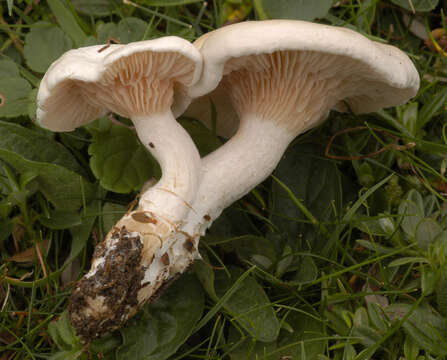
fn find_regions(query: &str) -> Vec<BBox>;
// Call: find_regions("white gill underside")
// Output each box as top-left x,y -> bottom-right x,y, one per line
75,51 -> 195,118
223,50 -> 373,133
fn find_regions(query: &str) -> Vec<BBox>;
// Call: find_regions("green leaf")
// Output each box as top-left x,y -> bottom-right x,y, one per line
437,266 -> 447,317
72,0 -> 119,16
0,121 -> 86,176
194,252 -> 218,300
89,125 -> 159,193
228,326 -> 277,360
0,59 -> 20,78
49,349 -> 83,360
117,273 -> 204,360
47,0 -> 88,47
39,209 -> 82,229
254,0 -> 332,21
24,22 -> 73,73
0,217 -> 13,245
293,256 -> 318,285
179,117 -> 222,157
417,87 -> 447,131
0,122 -> 93,209
66,191 -> 101,265
215,266 -> 279,342
386,303 -> 447,356
0,150 -> 93,210
390,0 -> 438,12
48,311 -> 81,350
232,235 -> 277,270
399,200 -> 424,237
0,77 -> 32,118
272,144 -> 345,248
141,0 -> 202,5
102,202 -> 126,232
401,102 -> 418,137
404,335 -> 420,360
97,18 -> 147,44
415,218 -> 442,250
277,307 -> 325,359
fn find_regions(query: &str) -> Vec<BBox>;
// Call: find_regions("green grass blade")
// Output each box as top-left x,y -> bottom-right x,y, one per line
47,0 -> 87,47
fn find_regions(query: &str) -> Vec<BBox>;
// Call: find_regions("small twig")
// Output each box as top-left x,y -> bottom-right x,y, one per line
98,38 -> 121,53
325,126 -> 415,161
1,284 -> 10,312
34,241 -> 50,294
407,0 -> 416,14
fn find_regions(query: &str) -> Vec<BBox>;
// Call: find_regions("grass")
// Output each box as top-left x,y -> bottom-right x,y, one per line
1,0 -> 447,359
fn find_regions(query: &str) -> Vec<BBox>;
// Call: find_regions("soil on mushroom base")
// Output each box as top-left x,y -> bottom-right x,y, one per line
68,226 -> 145,343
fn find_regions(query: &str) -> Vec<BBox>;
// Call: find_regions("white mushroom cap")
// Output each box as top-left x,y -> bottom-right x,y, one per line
188,20 -> 419,125
37,37 -> 202,131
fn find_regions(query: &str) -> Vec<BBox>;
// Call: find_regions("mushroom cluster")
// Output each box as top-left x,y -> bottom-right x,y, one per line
37,20 -> 419,341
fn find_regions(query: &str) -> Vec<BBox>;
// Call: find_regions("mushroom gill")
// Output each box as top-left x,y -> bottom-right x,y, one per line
222,50 -> 372,132
79,52 -> 196,117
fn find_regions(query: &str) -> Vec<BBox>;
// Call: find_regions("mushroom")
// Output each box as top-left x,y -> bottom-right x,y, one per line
36,37 -> 203,340
181,20 -> 419,236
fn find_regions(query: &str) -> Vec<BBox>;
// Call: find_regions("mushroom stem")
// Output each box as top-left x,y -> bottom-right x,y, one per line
132,111 -> 201,222
184,114 -> 295,234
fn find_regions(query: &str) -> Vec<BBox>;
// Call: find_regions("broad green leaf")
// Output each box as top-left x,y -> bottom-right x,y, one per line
292,256 -> 318,285
272,144 -> 345,249
39,209 -> 82,229
24,22 -> 73,73
27,88 -> 38,121
179,117 -> 222,156
102,202 -> 126,232
415,218 -> 442,250
89,125 -> 159,193
117,273 -> 204,360
0,121 -> 86,176
66,192 -> 101,265
215,266 -> 279,342
0,59 -> 19,78
228,326 -> 277,360
97,18 -> 147,44
49,349 -> 83,360
47,0 -> 88,47
0,217 -> 13,245
417,87 -> 447,131
72,0 -> 119,16
367,302 -> 387,332
277,307 -> 325,359
0,77 -> 31,118
399,200 -> 424,237
352,324 -> 382,347
254,0 -> 332,21
437,265 -> 447,317
226,235 -> 277,270
404,336 -> 421,360
142,0 -> 202,5
391,0 -> 438,12
401,102 -> 418,137
48,311 -> 81,350
421,266 -> 437,295
0,150 -> 94,210
386,303 -> 447,356
194,252 -> 218,300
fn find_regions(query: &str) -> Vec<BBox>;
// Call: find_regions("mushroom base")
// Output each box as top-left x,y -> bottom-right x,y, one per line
68,212 -> 200,342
